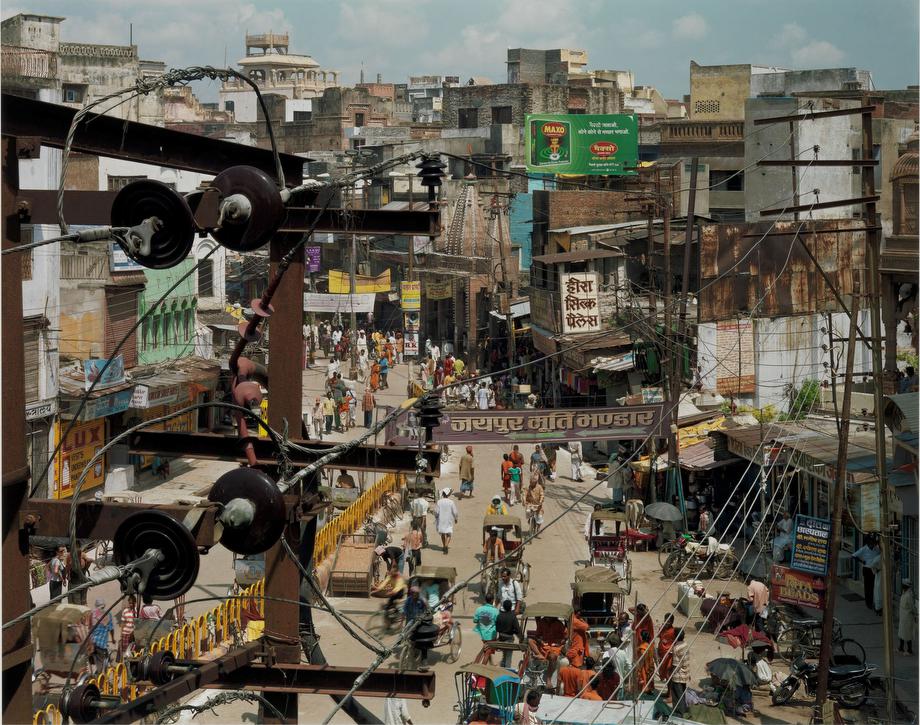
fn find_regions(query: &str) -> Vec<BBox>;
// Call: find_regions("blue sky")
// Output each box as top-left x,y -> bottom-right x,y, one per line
4,0 -> 918,101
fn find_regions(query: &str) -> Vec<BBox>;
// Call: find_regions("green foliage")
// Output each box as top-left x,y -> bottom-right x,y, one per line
779,379 -> 820,421
897,350 -> 919,370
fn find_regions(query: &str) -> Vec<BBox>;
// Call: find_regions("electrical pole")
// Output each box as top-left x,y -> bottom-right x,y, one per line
349,232 -> 358,378
862,110 -> 896,723
657,194 -> 672,507
815,272 -> 862,714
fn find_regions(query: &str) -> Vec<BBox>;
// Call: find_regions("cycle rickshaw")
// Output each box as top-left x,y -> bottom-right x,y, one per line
399,566 -> 463,668
454,663 -> 522,725
481,515 -> 530,600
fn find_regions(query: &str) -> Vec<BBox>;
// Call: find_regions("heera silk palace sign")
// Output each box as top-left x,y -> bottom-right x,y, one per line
525,114 -> 638,176
430,405 -> 667,444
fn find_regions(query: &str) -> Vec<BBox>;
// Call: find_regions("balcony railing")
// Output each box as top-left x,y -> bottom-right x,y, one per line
1,46 -> 56,80
660,120 -> 744,144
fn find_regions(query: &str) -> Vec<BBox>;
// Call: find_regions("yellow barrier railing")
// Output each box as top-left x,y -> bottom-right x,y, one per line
313,472 -> 403,563
56,473 -> 402,712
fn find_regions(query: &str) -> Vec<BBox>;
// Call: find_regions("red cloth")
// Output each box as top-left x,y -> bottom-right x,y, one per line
720,623 -> 773,648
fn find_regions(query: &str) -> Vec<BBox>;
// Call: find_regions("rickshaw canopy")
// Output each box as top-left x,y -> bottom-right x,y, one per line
482,514 -> 523,534
590,509 -> 627,522
413,565 -> 457,583
526,602 -> 574,619
573,566 -> 619,584
572,580 -> 627,596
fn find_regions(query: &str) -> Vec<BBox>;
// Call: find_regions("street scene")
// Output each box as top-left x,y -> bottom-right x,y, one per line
1,2 -> 918,724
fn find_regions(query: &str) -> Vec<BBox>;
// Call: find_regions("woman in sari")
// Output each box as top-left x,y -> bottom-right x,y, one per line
370,362 -> 381,392
384,340 -> 394,367
635,629 -> 655,695
657,612 -> 677,682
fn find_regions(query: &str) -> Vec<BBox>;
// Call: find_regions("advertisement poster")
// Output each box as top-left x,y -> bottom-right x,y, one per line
401,281 -> 421,310
525,114 -> 638,176
770,564 -> 827,609
305,246 -> 322,273
426,279 -> 453,300
83,355 -> 125,391
790,515 -> 831,575
54,419 -> 106,499
403,331 -> 419,358
560,272 -> 601,334
403,311 -> 420,332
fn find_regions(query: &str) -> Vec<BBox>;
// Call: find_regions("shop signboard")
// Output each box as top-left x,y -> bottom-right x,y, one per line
303,293 -> 376,314
560,272 -> 601,334
426,279 -> 452,300
83,355 -> 125,391
305,246 -> 322,272
770,564 -> 827,609
401,281 -> 421,311
328,269 -> 391,294
53,418 -> 106,499
26,398 -> 57,421
525,114 -> 638,176
111,243 -> 145,271
131,385 -> 150,409
790,515 -> 831,575
81,388 -> 134,421
431,404 -> 667,445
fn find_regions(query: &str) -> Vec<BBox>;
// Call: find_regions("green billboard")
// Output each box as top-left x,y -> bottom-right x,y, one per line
525,114 -> 638,176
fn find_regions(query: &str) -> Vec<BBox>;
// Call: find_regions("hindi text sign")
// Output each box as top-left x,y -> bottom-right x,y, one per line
770,564 -> 827,609
560,272 -> 601,334
790,515 -> 831,575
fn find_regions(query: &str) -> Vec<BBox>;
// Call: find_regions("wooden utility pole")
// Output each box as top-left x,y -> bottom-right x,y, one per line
815,273 -> 862,712
862,110 -> 896,723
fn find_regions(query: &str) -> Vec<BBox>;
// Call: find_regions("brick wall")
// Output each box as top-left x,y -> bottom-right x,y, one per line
532,189 -> 638,258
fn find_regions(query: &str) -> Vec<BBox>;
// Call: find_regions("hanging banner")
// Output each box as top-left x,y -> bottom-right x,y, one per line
430,404 -> 667,444
770,564 -> 827,609
53,418 -> 106,499
790,515 -> 831,576
328,269 -> 391,294
426,279 -> 453,300
83,355 -> 125,391
303,293 -> 376,314
560,272 -> 601,334
305,246 -> 322,273
525,114 -> 638,176
401,281 -> 421,310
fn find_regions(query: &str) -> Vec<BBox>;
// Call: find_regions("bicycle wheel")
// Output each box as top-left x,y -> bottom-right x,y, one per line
833,638 -> 867,664
663,551 -> 685,579
520,564 -> 531,597
446,623 -> 462,664
657,542 -> 676,569
774,626 -> 805,661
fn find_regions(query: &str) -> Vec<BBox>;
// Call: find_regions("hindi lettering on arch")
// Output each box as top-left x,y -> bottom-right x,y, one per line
560,272 -> 602,334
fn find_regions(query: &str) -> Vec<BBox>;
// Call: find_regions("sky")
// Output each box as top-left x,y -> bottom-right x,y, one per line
3,0 -> 918,101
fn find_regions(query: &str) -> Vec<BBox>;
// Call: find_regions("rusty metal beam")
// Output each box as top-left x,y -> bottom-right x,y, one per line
93,641 -> 262,724
202,663 -> 436,700
753,105 -> 875,124
19,499 -> 221,548
760,195 -> 879,216
17,190 -> 439,235
1,94 -> 305,181
741,225 -> 881,237
128,431 -> 439,475
758,159 -> 878,166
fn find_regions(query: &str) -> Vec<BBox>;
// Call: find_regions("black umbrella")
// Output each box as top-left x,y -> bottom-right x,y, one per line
706,657 -> 757,687
644,502 -> 684,522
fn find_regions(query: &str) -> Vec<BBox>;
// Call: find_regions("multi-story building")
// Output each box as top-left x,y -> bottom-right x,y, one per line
407,75 -> 459,123
219,32 -> 338,123
507,48 -> 589,85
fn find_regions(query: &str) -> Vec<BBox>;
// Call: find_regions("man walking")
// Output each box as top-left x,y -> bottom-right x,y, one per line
410,494 -> 429,546
473,593 -> 499,646
568,441 -> 584,482
49,546 -> 68,600
853,536 -> 882,611
434,488 -> 459,554
363,386 -> 376,428
322,394 -> 335,434
459,446 -> 475,498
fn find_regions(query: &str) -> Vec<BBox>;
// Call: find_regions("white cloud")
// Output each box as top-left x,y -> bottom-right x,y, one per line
773,22 -> 807,49
791,40 -> 845,66
672,13 -> 707,40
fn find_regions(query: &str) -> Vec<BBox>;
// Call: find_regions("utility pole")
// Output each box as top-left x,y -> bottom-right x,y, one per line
349,232 -> 358,377
672,158 -> 699,529
815,272 -> 862,714
493,193 -> 515,370
862,110 -> 896,723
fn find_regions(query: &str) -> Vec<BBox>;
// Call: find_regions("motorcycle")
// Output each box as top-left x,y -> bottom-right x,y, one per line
662,532 -> 738,580
771,656 -> 876,708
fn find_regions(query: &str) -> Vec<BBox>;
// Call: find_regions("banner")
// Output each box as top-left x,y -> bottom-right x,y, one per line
54,418 -> 106,499
770,564 -> 827,609
305,246 -> 322,273
430,405 -> 667,444
426,279 -> 453,300
401,281 -> 421,310
790,515 -> 831,575
525,114 -> 638,176
303,292 -> 376,314
83,355 -> 125,391
560,272 -> 601,334
328,269 -> 391,294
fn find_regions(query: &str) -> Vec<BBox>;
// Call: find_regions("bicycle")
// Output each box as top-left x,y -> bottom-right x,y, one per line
766,608 -> 866,663
526,506 -> 542,536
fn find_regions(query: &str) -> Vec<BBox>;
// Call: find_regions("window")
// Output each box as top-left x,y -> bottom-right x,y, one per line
491,106 -> 512,124
197,258 -> 214,297
351,138 -> 366,150
224,100 -> 235,113
107,175 -> 146,191
162,313 -> 170,346
458,108 -> 478,129
62,84 -> 85,104
293,110 -> 311,121
709,170 -> 744,192
694,99 -> 720,115
354,112 -> 365,128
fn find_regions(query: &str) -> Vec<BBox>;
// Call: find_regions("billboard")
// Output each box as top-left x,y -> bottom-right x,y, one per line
560,272 -> 601,334
83,355 -> 125,391
525,114 -> 638,176
790,515 -> 832,576
305,246 -> 322,273
401,281 -> 421,310
770,564 -> 827,610
54,418 -> 106,499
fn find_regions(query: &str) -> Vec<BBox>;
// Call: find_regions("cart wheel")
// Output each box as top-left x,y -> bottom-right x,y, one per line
447,622 -> 462,663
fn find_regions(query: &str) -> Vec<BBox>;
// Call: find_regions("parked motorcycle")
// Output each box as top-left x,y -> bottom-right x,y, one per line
662,533 -> 738,580
771,656 -> 876,708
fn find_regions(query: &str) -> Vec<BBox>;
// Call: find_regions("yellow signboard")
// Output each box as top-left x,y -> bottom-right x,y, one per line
426,279 -> 453,300
328,269 -> 391,294
401,281 -> 421,310
53,419 -> 106,499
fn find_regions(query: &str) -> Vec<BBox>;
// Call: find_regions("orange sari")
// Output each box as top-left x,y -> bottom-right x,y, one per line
636,641 -> 655,694
370,363 -> 381,391
657,625 -> 676,682
385,342 -> 394,366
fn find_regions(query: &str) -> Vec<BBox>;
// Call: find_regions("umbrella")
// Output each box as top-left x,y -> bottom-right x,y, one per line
644,502 -> 684,522
706,658 -> 757,687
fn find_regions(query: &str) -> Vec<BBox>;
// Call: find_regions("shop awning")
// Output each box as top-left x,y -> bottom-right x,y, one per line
591,351 -> 635,372
886,393 -> 919,432
489,299 -> 531,320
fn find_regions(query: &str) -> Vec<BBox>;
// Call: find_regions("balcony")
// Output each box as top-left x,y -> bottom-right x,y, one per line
660,120 -> 744,144
1,46 -> 57,80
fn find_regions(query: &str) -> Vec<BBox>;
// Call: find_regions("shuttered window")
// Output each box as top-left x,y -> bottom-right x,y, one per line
23,320 -> 40,403
105,287 -> 140,367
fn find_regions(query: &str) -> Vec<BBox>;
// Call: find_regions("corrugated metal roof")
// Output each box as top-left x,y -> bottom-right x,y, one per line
590,351 -> 635,372
547,221 -> 646,235
887,393 -> 919,432
532,248 -> 625,264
